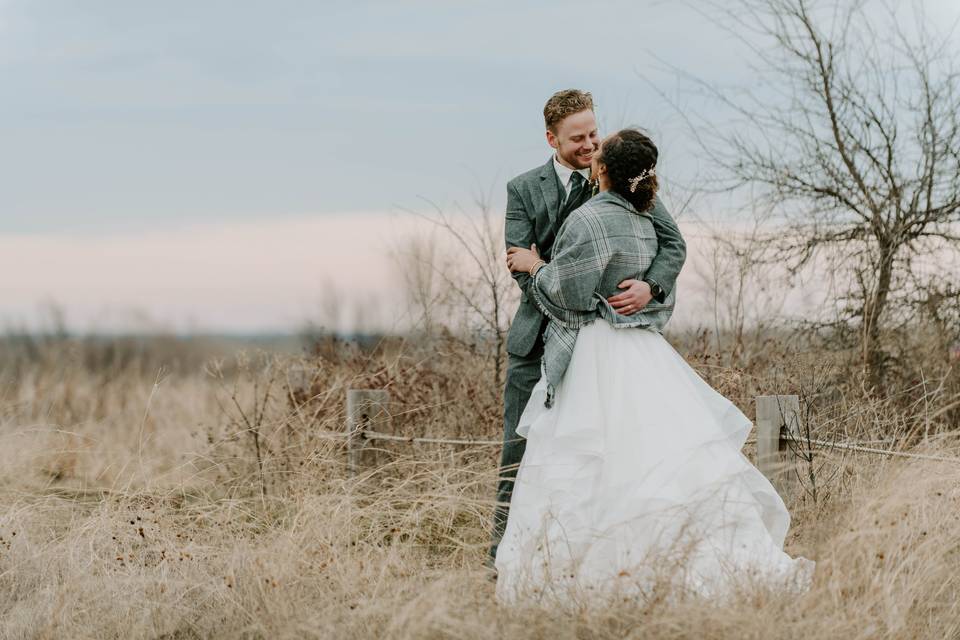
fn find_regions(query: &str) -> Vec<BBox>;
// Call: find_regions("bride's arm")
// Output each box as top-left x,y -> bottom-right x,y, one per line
526,216 -> 607,322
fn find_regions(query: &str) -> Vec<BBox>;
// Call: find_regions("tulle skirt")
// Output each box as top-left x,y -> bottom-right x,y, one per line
494,321 -> 814,604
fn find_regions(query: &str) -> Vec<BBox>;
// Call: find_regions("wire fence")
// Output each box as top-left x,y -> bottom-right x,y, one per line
336,389 -> 960,483
362,430 -> 501,447
781,434 -> 960,463
348,431 -> 960,463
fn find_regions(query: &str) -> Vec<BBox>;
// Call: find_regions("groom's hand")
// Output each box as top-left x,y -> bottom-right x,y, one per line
607,279 -> 652,316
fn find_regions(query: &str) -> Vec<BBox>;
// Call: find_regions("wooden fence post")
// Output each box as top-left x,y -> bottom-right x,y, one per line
755,395 -> 800,500
346,389 -> 391,475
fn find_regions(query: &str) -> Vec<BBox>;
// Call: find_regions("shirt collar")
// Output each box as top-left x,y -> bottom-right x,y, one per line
552,154 -> 591,187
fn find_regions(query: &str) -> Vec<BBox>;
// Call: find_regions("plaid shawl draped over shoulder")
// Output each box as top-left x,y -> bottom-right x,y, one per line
529,190 -> 675,407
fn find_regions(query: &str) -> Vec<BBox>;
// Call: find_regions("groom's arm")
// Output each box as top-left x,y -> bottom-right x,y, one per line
608,195 -> 686,313
504,180 -> 535,297
643,195 -> 686,301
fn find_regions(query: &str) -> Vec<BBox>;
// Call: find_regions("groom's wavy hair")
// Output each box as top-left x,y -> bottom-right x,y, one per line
543,89 -> 594,132
598,129 -> 659,213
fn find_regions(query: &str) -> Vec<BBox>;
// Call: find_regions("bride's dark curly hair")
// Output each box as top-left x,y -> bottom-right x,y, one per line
598,129 -> 659,213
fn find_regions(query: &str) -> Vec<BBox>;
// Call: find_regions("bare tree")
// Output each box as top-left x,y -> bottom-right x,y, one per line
398,190 -> 518,391
678,0 -> 960,387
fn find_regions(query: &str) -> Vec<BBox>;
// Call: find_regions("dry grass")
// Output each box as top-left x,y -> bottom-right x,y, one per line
1,335 -> 959,639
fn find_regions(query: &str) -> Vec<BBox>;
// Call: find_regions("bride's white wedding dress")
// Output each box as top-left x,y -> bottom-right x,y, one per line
494,321 -> 814,604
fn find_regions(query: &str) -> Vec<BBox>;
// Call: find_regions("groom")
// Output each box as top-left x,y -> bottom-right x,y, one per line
489,89 -> 687,564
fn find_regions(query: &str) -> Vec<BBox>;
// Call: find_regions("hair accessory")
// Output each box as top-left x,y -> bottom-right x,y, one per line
628,168 -> 657,193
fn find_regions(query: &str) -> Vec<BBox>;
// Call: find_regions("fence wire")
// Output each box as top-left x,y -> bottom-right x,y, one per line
319,427 -> 960,464
782,434 -> 960,463
328,389 -> 960,464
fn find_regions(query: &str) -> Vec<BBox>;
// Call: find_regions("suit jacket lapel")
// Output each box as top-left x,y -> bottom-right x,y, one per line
537,157 -> 562,228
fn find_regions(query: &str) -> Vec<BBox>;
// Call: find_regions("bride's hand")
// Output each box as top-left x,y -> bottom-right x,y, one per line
506,244 -> 541,273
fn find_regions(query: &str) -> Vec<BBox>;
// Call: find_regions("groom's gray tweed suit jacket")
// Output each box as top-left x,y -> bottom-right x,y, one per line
505,157 -> 687,357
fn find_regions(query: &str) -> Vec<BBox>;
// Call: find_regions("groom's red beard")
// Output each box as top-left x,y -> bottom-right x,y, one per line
559,147 -> 595,170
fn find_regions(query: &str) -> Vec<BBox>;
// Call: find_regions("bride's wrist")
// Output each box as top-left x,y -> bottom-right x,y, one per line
529,260 -> 546,276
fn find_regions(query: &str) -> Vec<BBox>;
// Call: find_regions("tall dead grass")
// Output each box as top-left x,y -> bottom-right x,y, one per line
1,334 -> 958,639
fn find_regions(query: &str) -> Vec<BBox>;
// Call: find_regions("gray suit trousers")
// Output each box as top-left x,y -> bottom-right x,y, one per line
488,331 -> 544,565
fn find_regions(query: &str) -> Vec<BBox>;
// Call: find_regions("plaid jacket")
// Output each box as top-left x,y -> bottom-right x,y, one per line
504,157 -> 686,358
529,190 -> 676,407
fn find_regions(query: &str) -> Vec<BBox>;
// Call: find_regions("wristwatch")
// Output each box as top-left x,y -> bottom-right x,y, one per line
644,279 -> 665,303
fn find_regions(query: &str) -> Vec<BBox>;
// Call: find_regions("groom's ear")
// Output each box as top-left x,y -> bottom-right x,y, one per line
546,128 -> 559,151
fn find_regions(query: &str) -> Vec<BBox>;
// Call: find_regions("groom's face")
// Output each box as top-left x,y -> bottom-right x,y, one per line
547,109 -> 599,171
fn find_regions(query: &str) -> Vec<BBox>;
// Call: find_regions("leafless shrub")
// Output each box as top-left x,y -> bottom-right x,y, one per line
389,229 -> 448,337
690,203 -> 790,367
394,188 -> 519,392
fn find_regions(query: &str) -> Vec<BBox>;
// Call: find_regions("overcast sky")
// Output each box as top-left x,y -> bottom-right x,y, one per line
0,0 -> 762,233
1,0 -> 958,332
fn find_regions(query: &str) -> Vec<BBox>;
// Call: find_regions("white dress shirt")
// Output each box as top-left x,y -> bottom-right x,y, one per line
553,155 -> 591,202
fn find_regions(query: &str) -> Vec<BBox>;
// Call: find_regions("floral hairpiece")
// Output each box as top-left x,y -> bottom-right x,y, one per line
628,168 -> 657,193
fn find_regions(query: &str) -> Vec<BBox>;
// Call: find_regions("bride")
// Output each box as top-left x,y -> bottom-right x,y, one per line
499,129 -> 813,604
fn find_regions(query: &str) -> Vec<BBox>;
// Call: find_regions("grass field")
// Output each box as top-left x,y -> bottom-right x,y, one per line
1,334 -> 959,639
